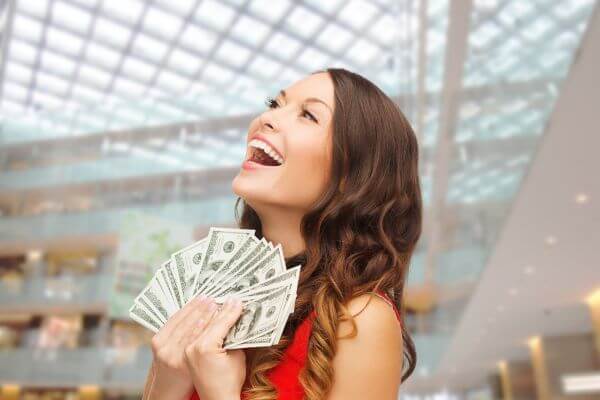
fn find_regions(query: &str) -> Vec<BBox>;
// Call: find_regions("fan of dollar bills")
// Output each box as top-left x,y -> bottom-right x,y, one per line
128,227 -> 301,349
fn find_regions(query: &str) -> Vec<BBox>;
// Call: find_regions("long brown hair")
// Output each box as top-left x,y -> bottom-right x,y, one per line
238,67 -> 422,399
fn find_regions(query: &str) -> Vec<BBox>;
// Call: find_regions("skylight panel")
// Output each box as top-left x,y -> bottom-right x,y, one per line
5,61 -> 33,85
40,50 -> 77,75
315,24 -> 353,53
71,83 -> 104,104
247,55 -> 281,79
78,64 -> 112,89
85,42 -> 122,69
203,63 -> 235,85
155,0 -> 197,16
17,0 -> 49,19
338,1 -> 379,30
32,91 -> 63,110
53,1 -> 92,34
12,14 -> 44,43
180,24 -> 218,54
132,33 -> 169,62
156,70 -> 190,93
167,48 -> 202,75
306,0 -> 344,14
37,70 -> 70,95
522,17 -> 552,42
471,21 -> 502,49
263,32 -> 301,60
346,38 -> 379,66
93,17 -> 133,48
369,14 -> 396,47
286,7 -> 324,39
113,77 -> 147,98
231,15 -> 270,46
143,7 -> 183,39
215,40 -> 252,68
297,47 -> 328,70
248,0 -> 290,22
101,0 -> 144,25
121,56 -> 157,82
1,99 -> 26,115
3,82 -> 29,101
8,40 -> 38,65
46,26 -> 85,56
195,0 -> 236,31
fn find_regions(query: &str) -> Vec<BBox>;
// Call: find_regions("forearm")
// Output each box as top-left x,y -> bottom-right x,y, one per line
142,362 -> 156,400
143,361 -> 192,400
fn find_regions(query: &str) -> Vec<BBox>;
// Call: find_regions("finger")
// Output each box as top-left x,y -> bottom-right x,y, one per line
161,295 -> 211,340
175,299 -> 220,345
163,295 -> 206,336
183,302 -> 221,349
202,298 -> 244,344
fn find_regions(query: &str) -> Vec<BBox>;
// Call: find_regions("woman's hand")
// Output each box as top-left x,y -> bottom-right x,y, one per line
145,295 -> 219,400
185,297 -> 246,400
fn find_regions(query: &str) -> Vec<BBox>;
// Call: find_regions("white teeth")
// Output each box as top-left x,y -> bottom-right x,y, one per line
248,138 -> 284,164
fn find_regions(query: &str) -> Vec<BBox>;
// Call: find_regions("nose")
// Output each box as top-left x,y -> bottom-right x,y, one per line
259,108 -> 279,133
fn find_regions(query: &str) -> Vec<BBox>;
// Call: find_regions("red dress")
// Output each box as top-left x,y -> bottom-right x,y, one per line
189,289 -> 401,400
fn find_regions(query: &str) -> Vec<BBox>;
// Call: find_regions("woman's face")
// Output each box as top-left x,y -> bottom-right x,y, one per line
232,72 -> 335,213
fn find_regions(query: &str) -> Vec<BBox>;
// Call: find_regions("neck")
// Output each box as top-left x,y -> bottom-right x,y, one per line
256,206 -> 306,259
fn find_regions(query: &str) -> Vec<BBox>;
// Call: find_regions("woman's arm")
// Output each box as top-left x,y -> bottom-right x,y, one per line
143,296 -> 221,400
327,294 -> 404,400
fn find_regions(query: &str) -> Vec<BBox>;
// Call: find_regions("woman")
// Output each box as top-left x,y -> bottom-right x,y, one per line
143,67 -> 422,400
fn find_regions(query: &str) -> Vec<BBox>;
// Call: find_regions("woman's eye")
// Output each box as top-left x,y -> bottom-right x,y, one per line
264,97 -> 279,109
264,96 -> 317,123
302,109 -> 317,123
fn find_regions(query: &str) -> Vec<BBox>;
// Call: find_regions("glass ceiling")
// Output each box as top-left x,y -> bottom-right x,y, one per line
0,0 -> 597,387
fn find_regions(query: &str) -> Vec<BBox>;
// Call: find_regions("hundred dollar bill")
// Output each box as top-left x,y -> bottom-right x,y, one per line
204,238 -> 270,297
135,275 -> 177,323
223,284 -> 290,347
156,262 -> 178,312
220,265 -> 301,301
211,244 -> 286,299
162,259 -> 185,309
129,303 -> 161,333
224,328 -> 276,349
136,296 -> 165,325
171,237 -> 208,304
194,235 -> 259,299
192,227 -> 255,296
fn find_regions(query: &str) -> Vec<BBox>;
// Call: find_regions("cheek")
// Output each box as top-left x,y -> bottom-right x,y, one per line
278,139 -> 331,207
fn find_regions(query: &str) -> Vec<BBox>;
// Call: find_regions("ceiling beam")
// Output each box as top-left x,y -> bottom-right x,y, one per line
0,0 -> 15,103
423,0 -> 473,283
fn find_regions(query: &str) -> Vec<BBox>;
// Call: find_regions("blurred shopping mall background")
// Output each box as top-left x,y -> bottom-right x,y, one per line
0,0 -> 599,399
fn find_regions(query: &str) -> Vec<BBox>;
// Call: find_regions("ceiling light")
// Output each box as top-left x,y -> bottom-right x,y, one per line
563,372 -> 600,394
496,304 -> 505,312
27,249 -> 43,261
509,288 -> 518,296
586,288 -> 600,306
528,336 -> 541,348
575,193 -> 590,204
545,235 -> 557,245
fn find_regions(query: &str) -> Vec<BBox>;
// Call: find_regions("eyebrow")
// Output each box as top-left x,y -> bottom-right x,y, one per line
279,89 -> 332,114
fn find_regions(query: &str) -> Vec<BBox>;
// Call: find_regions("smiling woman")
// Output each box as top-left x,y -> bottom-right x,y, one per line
142,67 -> 422,400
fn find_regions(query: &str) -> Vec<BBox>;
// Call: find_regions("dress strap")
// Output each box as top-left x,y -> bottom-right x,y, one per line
372,289 -> 402,323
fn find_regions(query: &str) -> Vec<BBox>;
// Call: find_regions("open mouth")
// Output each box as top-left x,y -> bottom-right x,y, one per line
249,147 -> 281,166
247,139 -> 284,166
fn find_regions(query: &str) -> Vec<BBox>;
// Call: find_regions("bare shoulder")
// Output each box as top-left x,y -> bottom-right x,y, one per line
338,293 -> 403,339
327,293 -> 404,400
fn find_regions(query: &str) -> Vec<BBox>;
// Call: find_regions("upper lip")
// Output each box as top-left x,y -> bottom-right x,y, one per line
247,133 -> 285,162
